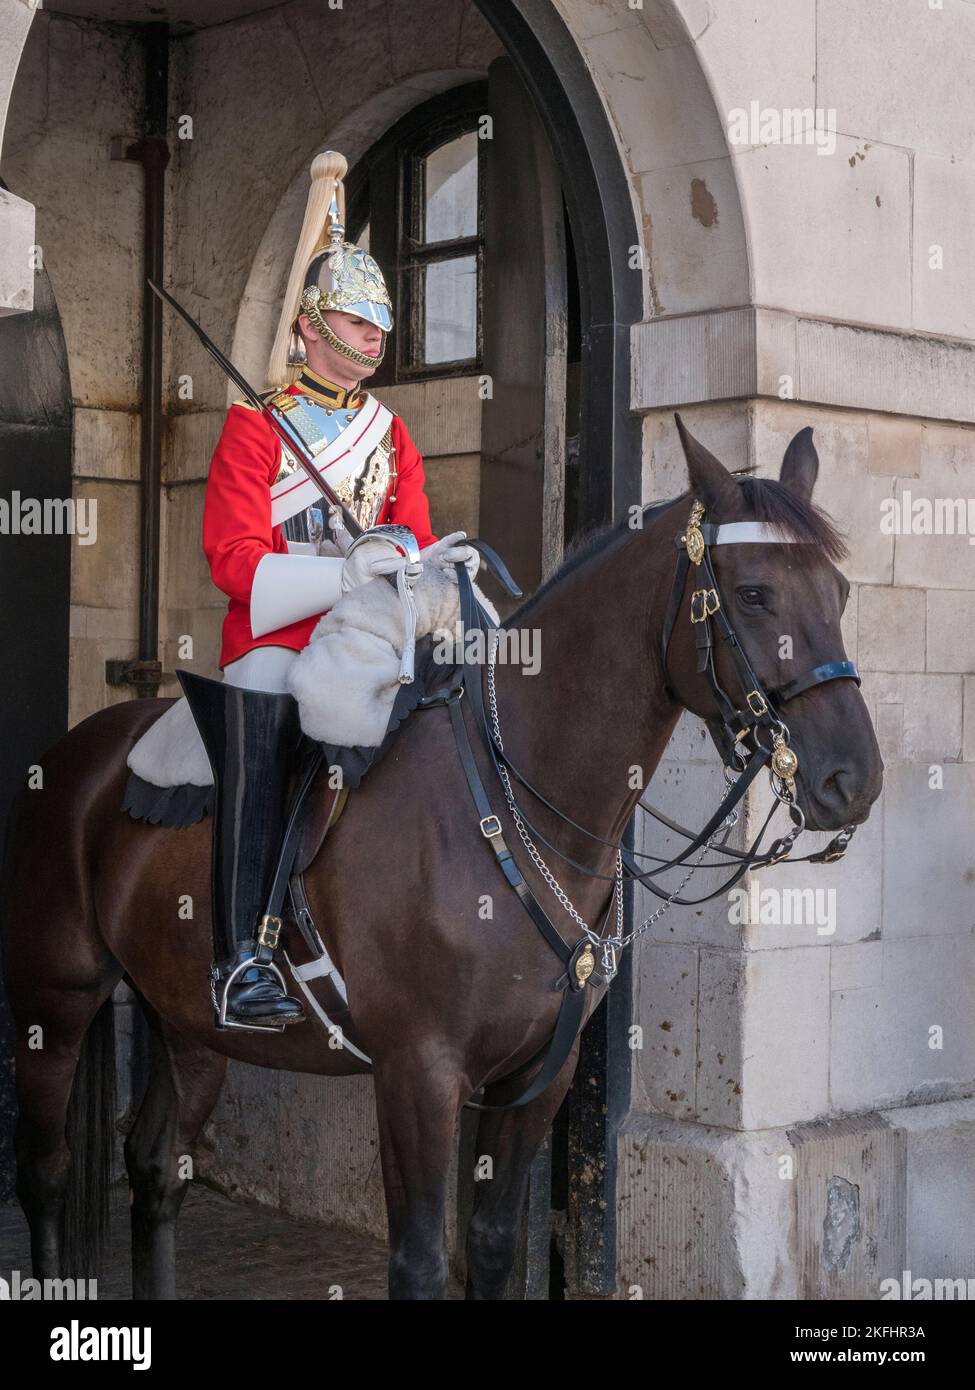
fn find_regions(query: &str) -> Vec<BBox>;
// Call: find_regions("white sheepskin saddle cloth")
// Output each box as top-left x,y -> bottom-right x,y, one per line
127,565 -> 498,790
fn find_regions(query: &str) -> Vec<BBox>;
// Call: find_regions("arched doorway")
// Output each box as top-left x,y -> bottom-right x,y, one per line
221,0 -> 643,1299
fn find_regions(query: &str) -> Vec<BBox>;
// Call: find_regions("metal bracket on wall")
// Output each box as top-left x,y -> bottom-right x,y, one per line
105,658 -> 164,699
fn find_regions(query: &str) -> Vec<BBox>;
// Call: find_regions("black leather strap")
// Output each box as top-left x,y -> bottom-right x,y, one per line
465,537 -> 523,598
446,566 -> 598,1112
447,695 -> 573,967
262,740 -> 325,923
768,659 -> 860,703
463,973 -> 589,1112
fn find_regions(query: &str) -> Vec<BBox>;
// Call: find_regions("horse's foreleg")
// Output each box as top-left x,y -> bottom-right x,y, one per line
464,1039 -> 582,1300
124,1005 -> 227,1300
373,1048 -> 464,1300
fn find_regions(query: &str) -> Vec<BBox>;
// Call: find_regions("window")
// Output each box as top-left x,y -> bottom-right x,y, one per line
346,83 -> 487,385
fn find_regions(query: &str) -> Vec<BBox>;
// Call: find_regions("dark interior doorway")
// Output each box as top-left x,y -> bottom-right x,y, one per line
0,226 -> 73,1201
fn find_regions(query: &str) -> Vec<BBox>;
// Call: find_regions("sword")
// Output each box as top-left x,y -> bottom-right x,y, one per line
147,278 -> 364,542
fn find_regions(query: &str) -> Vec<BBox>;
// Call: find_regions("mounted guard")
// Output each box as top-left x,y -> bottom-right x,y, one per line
175,151 -> 477,1033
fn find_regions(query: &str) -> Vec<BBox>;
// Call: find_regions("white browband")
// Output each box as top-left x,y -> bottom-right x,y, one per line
712,522 -> 808,545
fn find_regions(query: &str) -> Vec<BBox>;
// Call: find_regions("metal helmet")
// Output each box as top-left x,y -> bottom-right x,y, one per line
294,193 -> 393,371
268,151 -> 394,385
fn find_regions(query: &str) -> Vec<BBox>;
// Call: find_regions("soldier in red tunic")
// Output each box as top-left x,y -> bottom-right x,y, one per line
180,151 -> 477,1032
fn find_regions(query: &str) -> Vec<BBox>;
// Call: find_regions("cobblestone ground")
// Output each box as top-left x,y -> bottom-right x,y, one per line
0,1184 -> 463,1300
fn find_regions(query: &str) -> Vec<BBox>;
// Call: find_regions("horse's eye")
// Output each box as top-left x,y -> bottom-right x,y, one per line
737,586 -> 765,609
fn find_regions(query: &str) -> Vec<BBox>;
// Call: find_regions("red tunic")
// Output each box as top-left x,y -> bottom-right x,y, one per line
203,383 -> 438,668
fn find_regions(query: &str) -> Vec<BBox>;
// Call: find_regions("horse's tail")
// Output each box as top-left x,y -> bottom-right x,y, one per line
60,997 -> 117,1279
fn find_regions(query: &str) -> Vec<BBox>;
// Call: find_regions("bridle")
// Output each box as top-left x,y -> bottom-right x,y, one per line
452,496 -> 863,931
653,497 -> 862,868
438,501 -> 864,1109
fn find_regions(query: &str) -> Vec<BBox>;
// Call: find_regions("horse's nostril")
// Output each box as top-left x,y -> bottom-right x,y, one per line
822,769 -> 853,805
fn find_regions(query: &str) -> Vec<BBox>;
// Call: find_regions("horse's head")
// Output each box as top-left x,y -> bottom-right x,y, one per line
662,416 -> 883,832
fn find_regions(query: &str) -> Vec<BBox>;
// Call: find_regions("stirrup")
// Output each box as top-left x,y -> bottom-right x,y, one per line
211,956 -> 301,1035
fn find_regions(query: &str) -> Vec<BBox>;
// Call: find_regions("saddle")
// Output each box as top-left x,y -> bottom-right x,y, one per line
121,634 -> 462,1062
121,633 -> 461,829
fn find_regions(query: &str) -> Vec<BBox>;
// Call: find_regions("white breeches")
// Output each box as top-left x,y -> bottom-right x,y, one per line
222,645 -> 299,695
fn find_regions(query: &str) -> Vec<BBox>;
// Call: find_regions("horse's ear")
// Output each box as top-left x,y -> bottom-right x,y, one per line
674,413 -> 741,515
780,426 -> 819,503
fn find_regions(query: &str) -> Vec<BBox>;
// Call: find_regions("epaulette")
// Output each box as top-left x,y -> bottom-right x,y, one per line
232,386 -> 289,412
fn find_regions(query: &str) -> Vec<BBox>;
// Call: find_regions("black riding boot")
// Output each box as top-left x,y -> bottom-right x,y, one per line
178,669 -> 307,1032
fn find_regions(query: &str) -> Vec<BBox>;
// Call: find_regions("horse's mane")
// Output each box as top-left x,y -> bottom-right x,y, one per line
508,470 -> 847,623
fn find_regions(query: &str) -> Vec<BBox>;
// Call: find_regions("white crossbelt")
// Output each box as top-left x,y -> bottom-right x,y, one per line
270,394 -> 393,529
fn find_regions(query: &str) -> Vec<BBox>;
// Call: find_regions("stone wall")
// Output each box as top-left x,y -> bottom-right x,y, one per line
0,0 -> 36,317
601,0 -> 975,1299
627,397 -> 975,1296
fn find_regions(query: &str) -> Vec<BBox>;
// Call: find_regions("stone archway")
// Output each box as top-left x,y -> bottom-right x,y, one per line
194,0 -> 751,1299
0,0 -> 38,316
0,0 -> 756,1297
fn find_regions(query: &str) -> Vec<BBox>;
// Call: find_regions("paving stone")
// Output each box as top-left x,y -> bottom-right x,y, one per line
0,1183 -> 462,1300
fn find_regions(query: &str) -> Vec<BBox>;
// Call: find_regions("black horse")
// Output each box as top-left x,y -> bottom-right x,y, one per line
1,419 -> 883,1298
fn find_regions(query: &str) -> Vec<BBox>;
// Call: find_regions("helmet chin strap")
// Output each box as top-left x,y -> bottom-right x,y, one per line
303,299 -> 387,372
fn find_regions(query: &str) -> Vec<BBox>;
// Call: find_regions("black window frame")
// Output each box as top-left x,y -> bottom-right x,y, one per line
345,82 -> 488,387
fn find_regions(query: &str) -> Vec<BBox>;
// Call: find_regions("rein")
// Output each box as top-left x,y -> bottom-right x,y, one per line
441,501 -> 862,1109
468,500 -> 860,900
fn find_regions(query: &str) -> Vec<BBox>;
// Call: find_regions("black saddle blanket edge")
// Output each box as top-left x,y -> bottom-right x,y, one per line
122,636 -> 462,829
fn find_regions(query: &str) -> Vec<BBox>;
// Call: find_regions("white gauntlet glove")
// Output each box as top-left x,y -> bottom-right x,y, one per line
422,531 -> 480,583
341,532 -> 424,685
341,537 -> 423,594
